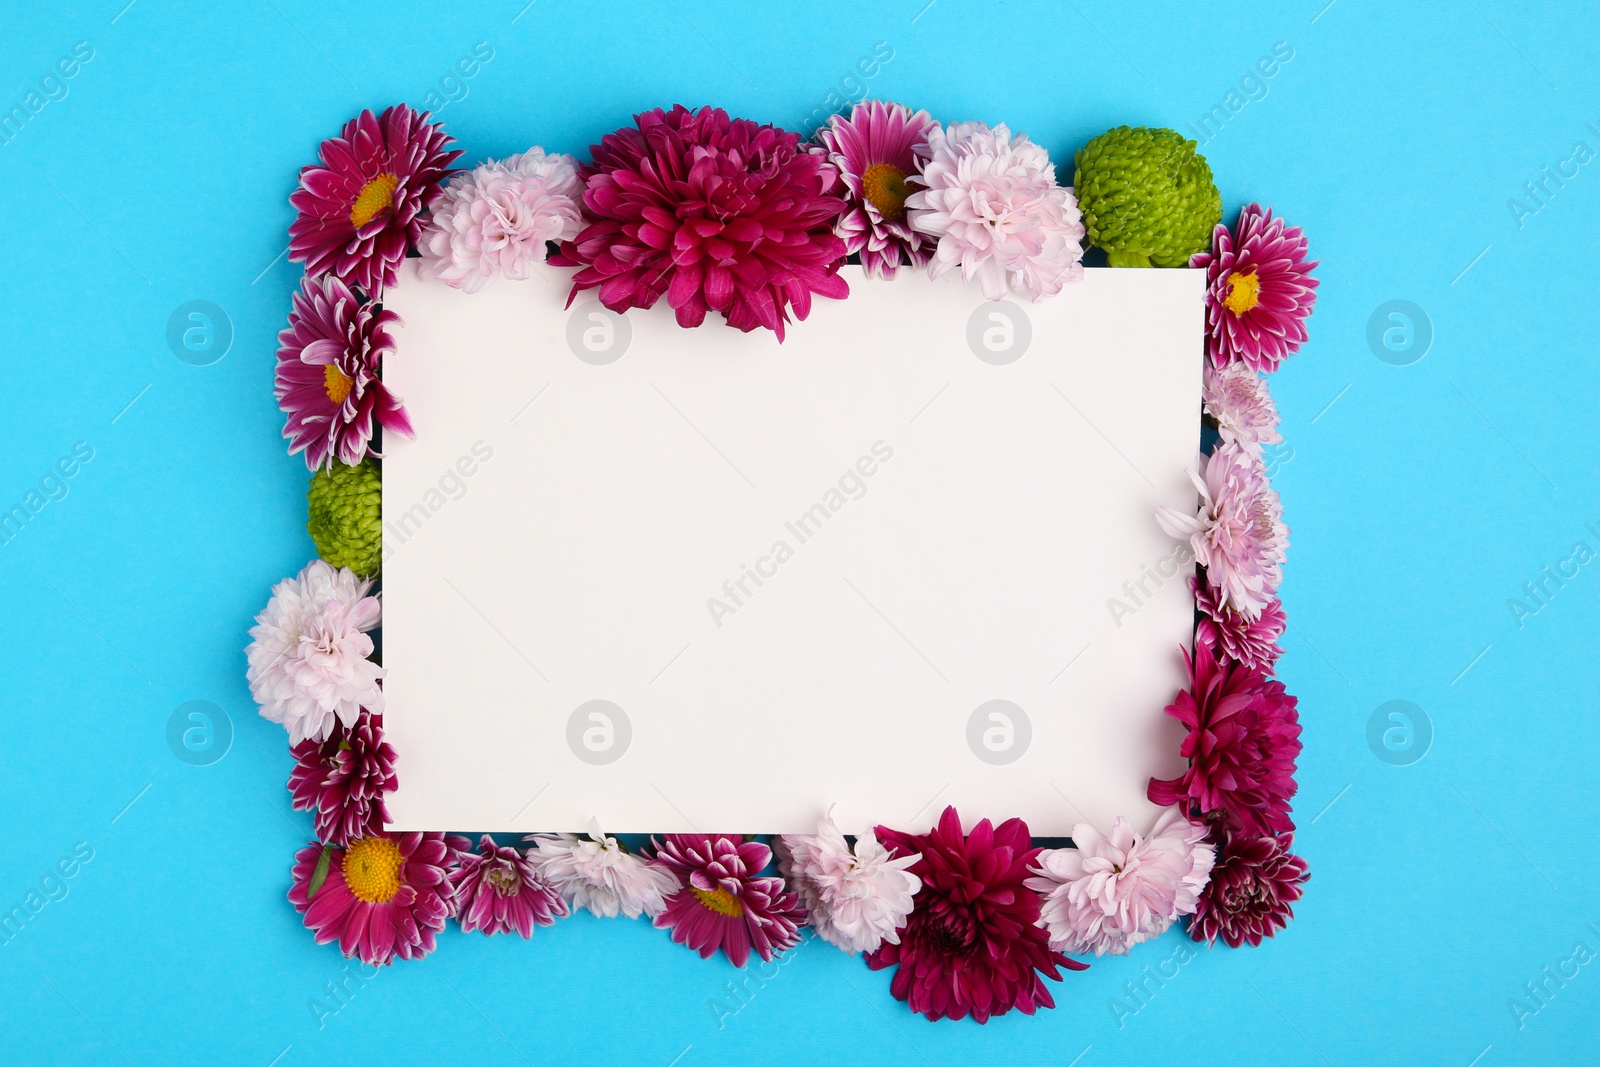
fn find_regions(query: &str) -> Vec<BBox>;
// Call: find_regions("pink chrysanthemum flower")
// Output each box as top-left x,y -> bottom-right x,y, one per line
1157,441 -> 1288,620
867,806 -> 1086,1023
1148,648 -> 1303,838
1189,830 -> 1309,948
417,148 -> 584,293
1025,809 -> 1214,957
1193,576 -> 1286,673
276,275 -> 414,471
449,835 -> 567,938
287,709 -> 397,847
776,809 -> 922,955
290,832 -> 468,966
651,834 -> 804,967
289,104 -> 461,296
247,560 -> 384,745
815,101 -> 936,278
1191,203 -> 1318,372
553,105 -> 849,341
1203,360 -> 1282,453
906,121 -> 1085,301
528,820 -> 680,920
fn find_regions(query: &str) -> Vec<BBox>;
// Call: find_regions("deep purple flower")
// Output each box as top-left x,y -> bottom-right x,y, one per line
450,835 -> 568,938
287,708 -> 397,847
276,274 -> 413,470
1189,830 -> 1309,948
1191,203 -> 1319,373
815,100 -> 937,278
651,834 -> 803,967
553,105 -> 849,341
1193,576 -> 1285,674
289,104 -> 460,296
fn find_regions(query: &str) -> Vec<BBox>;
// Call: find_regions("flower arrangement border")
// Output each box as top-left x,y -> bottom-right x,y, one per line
249,100 -> 1318,1024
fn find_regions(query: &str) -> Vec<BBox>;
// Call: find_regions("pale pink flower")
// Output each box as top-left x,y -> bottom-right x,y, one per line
246,560 -> 384,744
1157,441 -> 1288,619
906,121 -> 1085,301
418,148 -> 584,293
1026,809 -> 1214,957
527,819 -> 680,920
776,810 -> 921,955
1203,360 -> 1282,453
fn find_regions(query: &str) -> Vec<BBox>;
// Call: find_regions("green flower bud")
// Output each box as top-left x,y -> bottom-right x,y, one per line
307,460 -> 382,578
1074,126 -> 1222,268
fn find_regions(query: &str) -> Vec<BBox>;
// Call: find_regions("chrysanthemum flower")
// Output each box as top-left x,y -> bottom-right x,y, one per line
1203,360 -> 1282,453
290,832 -> 468,966
276,275 -> 414,471
866,806 -> 1085,1023
1189,830 -> 1309,948
306,459 -> 383,578
417,148 -> 584,293
1073,125 -> 1220,268
651,834 -> 804,967
553,105 -> 849,341
289,104 -> 460,296
1193,576 -> 1286,674
776,809 -> 921,955
906,121 -> 1085,301
449,835 -> 567,938
247,560 -> 383,745
1148,648 -> 1303,837
1192,203 -> 1319,372
1026,809 -> 1214,957
815,101 -> 936,278
527,820 -> 680,920
1157,441 -> 1288,620
287,708 -> 396,847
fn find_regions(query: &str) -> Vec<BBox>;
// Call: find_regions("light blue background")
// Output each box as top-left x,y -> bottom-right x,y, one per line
2,1 -> 1595,1063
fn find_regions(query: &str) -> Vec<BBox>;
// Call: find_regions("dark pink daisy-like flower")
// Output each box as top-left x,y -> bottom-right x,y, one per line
276,274 -> 414,471
1191,203 -> 1318,373
866,806 -> 1086,1023
287,709 -> 397,848
289,104 -> 460,296
815,100 -> 936,278
450,835 -> 568,938
651,834 -> 804,967
1189,829 -> 1308,948
290,831 -> 468,967
552,105 -> 849,341
1148,648 -> 1302,837
1192,576 -> 1285,674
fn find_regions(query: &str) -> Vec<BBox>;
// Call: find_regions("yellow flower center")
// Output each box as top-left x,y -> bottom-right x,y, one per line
1222,270 -> 1261,315
690,886 -> 744,917
342,837 -> 404,904
861,162 -> 910,221
349,173 -> 399,228
323,364 -> 354,405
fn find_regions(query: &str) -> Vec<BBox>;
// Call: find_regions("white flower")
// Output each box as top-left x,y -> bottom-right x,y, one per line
245,560 -> 383,744
1204,359 -> 1282,452
776,810 -> 921,955
417,147 -> 584,293
527,820 -> 680,919
1025,808 -> 1215,957
906,121 -> 1085,301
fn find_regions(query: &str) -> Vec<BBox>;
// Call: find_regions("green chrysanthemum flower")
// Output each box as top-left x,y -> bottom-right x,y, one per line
1074,126 -> 1222,268
307,460 -> 382,577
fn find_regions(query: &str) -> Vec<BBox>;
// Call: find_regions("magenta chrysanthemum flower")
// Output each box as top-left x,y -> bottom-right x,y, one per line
289,104 -> 461,296
449,835 -> 568,938
290,832 -> 468,966
552,105 -> 849,341
906,121 -> 1085,301
1157,441 -> 1288,619
1191,203 -> 1318,372
1193,576 -> 1286,673
650,834 -> 804,967
1189,830 -> 1309,948
866,806 -> 1086,1023
1148,648 -> 1303,837
1203,359 -> 1282,453
276,275 -> 414,471
287,708 -> 396,847
815,100 -> 936,278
